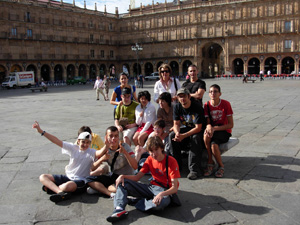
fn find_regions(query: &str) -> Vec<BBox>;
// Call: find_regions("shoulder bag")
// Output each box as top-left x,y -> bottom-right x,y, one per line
153,154 -> 181,206
119,105 -> 129,129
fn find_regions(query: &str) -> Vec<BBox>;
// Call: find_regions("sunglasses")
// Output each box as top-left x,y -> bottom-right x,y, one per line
160,70 -> 170,73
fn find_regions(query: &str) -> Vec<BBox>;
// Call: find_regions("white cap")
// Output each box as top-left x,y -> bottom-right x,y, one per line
77,132 -> 92,141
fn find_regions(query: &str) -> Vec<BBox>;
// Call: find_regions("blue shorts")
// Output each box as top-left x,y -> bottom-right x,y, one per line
86,173 -> 119,188
53,174 -> 86,194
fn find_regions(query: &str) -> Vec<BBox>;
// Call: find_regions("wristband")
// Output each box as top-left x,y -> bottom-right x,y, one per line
41,131 -> 46,136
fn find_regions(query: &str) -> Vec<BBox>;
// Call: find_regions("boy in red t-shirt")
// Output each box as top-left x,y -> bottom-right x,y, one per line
106,136 -> 181,223
203,84 -> 234,178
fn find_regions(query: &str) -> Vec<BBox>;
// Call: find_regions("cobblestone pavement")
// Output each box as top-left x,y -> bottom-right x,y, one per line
0,78 -> 299,224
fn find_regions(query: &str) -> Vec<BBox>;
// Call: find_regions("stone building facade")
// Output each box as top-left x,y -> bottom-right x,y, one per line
0,0 -> 299,83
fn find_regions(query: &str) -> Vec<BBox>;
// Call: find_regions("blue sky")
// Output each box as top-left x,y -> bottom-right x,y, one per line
63,0 -> 167,14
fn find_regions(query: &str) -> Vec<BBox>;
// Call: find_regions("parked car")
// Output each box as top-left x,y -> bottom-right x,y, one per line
144,72 -> 160,81
66,76 -> 86,85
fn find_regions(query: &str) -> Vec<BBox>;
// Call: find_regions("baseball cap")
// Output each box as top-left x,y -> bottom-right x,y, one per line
177,88 -> 190,96
77,132 -> 92,141
122,87 -> 131,95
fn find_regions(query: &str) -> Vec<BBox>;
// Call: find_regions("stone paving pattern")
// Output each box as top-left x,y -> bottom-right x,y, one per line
0,78 -> 299,225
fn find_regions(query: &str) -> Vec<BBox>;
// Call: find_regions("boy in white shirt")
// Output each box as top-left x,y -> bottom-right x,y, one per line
32,121 -> 103,203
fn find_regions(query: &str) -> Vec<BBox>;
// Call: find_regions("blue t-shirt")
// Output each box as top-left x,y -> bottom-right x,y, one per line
113,85 -> 136,109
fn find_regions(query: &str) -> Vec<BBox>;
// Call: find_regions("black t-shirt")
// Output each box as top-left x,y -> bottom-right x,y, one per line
182,79 -> 206,105
173,99 -> 205,128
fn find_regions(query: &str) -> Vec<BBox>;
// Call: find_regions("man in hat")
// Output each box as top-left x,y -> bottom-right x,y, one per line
167,88 -> 205,180
115,87 -> 139,146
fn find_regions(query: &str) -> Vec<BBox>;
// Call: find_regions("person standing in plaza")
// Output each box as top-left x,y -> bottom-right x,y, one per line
153,64 -> 181,103
138,74 -> 144,88
182,64 -> 206,107
260,70 -> 264,81
103,75 -> 111,101
94,76 -> 106,101
203,84 -> 234,178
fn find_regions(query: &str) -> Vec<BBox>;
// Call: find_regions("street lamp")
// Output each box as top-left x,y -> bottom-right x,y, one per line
131,43 -> 143,77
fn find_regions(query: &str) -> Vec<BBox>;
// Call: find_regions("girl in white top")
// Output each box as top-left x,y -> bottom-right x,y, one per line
153,63 -> 181,103
133,91 -> 156,146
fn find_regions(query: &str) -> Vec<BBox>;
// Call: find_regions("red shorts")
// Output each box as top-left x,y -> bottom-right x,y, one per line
136,123 -> 154,135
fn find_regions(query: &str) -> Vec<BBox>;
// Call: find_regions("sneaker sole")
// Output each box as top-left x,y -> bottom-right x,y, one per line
49,193 -> 70,203
106,211 -> 128,223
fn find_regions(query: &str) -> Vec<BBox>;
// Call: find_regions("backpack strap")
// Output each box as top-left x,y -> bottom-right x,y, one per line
206,101 -> 214,126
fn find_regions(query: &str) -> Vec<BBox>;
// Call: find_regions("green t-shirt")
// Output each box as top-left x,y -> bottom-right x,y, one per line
115,101 -> 139,124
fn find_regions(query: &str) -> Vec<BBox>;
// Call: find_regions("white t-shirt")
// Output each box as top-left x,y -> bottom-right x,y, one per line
135,101 -> 157,133
153,78 -> 181,102
62,142 -> 96,180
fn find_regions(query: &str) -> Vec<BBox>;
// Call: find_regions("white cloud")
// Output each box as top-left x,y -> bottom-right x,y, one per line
63,0 -> 166,14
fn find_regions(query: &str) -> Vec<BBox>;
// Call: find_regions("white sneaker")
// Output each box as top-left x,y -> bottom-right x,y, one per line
110,192 -> 116,199
87,187 -> 99,195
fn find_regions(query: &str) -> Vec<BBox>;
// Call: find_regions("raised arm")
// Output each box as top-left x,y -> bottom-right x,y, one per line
32,121 -> 63,148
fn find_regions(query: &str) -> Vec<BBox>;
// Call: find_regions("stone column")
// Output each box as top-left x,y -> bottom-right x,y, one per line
37,68 -> 41,82
244,61 -> 248,74
86,66 -> 90,79
50,68 -> 54,81
62,66 -> 67,81
178,62 -> 183,76
277,63 -> 281,75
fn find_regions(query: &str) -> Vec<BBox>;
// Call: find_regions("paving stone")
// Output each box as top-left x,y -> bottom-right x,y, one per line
1,80 -> 300,224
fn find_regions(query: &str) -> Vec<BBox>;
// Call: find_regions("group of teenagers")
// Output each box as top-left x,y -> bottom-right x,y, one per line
32,64 -> 234,223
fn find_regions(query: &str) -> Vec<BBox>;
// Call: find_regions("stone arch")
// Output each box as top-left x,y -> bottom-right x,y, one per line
0,64 -> 6,83
54,64 -> 63,81
248,57 -> 260,74
99,64 -> 106,76
133,63 -> 141,77
201,42 -> 224,77
67,64 -> 75,79
90,64 -> 97,79
10,64 -> 22,72
156,61 -> 164,71
144,62 -> 153,76
41,64 -> 50,81
281,57 -> 295,74
233,58 -> 244,75
182,60 -> 193,77
170,61 -> 179,77
78,64 -> 87,78
264,57 -> 277,74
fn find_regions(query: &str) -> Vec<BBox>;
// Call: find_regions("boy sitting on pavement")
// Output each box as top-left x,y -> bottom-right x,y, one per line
86,126 -> 137,197
33,121 -> 104,203
76,126 -> 109,176
106,136 -> 180,223
203,84 -> 234,178
135,119 -> 166,164
115,87 -> 139,146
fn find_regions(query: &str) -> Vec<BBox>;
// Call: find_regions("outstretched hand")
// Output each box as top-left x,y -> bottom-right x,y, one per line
32,121 -> 42,133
